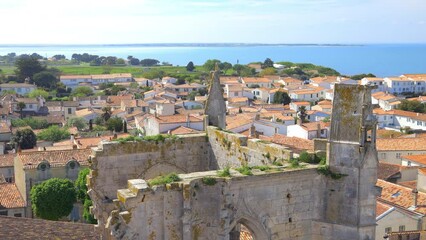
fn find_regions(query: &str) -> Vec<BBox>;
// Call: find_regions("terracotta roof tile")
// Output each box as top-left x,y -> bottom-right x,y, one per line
399,180 -> 417,190
376,200 -> 392,217
226,114 -> 254,130
169,126 -> 202,135
17,149 -> 91,169
263,134 -> 314,153
0,215 -> 98,239
0,154 -> 16,168
153,114 -> 203,124
402,155 -> 426,165
377,179 -> 426,214
378,161 -> 402,180
377,138 -> 426,151
0,183 -> 25,209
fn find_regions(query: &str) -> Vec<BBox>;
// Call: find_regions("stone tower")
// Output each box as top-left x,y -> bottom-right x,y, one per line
204,64 -> 226,129
322,84 -> 379,240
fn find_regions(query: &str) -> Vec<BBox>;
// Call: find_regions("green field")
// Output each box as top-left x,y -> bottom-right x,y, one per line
0,63 -> 207,79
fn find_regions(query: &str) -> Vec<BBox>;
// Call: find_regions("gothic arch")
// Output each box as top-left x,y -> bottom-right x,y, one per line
228,215 -> 269,240
137,162 -> 187,179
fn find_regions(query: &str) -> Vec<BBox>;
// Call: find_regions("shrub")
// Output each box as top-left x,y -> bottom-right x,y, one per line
37,125 -> 70,142
148,173 -> 181,186
299,151 -> 311,163
317,165 -> 346,179
217,166 -> 231,177
252,165 -> 271,171
290,158 -> 300,168
201,177 -> 217,186
236,165 -> 253,175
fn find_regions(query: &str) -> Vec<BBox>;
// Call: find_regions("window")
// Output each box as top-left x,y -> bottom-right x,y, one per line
396,153 -> 401,159
380,153 -> 386,159
399,225 -> 405,232
14,213 -> 22,217
69,161 -> 76,169
68,108 -> 72,114
234,92 -> 238,97
407,161 -> 412,166
0,211 -> 7,216
385,227 -> 392,234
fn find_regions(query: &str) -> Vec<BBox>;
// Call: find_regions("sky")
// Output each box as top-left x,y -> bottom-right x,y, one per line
0,0 -> 425,44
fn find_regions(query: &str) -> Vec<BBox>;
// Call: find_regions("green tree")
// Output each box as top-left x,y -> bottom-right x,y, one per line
272,91 -> 291,105
123,121 -> 128,133
11,118 -> 49,129
219,62 -> 232,73
106,117 -> 124,132
30,178 -> 76,220
12,128 -> 37,150
186,61 -> 195,72
28,89 -> 49,98
37,125 -> 70,142
71,86 -> 94,97
33,71 -> 58,90
350,73 -> 376,80
67,117 -> 88,131
116,58 -> 125,65
17,102 -> 26,119
15,56 -> 46,82
140,58 -> 160,66
129,57 -> 140,66
203,59 -> 221,71
397,100 -> 426,113
299,106 -> 308,123
260,67 -> 277,76
262,58 -> 274,69
101,107 -> 112,122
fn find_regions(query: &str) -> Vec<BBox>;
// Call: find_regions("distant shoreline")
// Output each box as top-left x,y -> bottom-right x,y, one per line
0,43 -> 366,48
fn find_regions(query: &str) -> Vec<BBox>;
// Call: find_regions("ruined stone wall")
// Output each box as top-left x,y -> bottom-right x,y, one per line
88,134 -> 210,235
207,127 -> 292,169
110,167 -> 325,240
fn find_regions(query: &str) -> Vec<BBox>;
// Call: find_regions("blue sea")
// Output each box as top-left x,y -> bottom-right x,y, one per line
0,44 -> 425,77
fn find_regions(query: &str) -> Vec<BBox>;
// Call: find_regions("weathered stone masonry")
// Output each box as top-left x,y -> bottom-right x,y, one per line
88,84 -> 379,240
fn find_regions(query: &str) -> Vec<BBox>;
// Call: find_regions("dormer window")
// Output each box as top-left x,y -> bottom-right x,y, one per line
38,162 -> 50,171
67,160 -> 79,169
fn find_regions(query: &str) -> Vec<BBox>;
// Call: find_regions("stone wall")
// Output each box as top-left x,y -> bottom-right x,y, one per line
207,127 -> 292,169
88,134 -> 210,235
89,84 -> 379,240
110,167 -> 324,240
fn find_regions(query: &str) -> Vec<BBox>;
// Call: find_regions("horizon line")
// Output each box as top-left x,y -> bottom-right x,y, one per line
0,42 -> 425,47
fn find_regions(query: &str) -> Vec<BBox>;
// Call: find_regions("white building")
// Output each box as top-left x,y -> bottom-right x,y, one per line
0,83 -> 36,95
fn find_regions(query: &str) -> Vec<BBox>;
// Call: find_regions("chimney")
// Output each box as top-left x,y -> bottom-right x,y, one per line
255,114 -> 260,121
186,114 -> 190,127
70,134 -> 75,143
249,125 -> 256,137
317,123 -> 321,138
412,188 -> 419,208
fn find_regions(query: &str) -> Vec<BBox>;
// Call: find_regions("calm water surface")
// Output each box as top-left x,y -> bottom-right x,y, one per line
0,44 -> 425,77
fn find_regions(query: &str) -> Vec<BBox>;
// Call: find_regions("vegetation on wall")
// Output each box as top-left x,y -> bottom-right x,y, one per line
75,168 -> 97,224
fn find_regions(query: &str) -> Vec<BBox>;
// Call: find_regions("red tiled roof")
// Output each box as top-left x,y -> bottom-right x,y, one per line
0,215 -> 99,239
17,149 -> 91,169
0,154 -> 16,168
402,155 -> 426,165
262,134 -> 314,153
169,126 -> 202,135
378,162 -> 402,180
0,183 -> 25,209
377,179 -> 426,214
376,200 -> 392,217
377,138 -> 426,151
